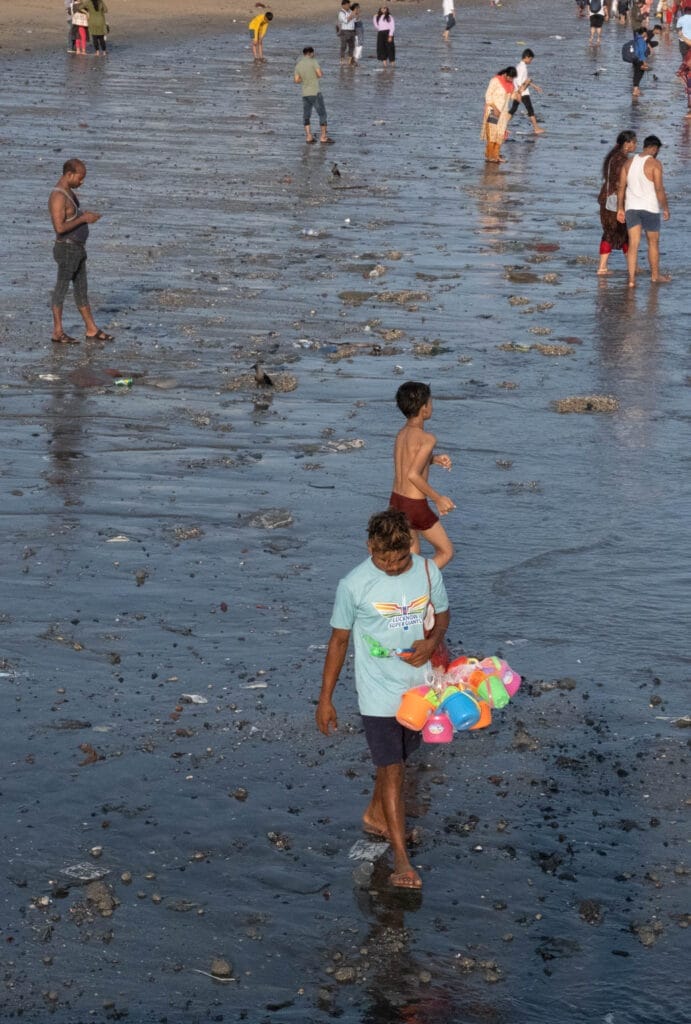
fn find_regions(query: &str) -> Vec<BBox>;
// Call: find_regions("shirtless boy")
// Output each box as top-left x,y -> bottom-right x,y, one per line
389,381 -> 455,569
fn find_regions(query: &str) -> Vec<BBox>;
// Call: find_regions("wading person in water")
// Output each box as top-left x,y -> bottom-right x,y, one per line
49,158 -> 114,344
317,509 -> 450,890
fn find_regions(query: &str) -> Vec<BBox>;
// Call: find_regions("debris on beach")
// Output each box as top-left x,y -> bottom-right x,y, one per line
328,342 -> 399,362
84,880 -> 118,917
247,508 -> 293,529
631,920 -> 664,947
208,958 -> 234,980
413,340 -> 449,356
505,268 -> 540,284
552,395 -> 619,414
364,264 -> 387,279
223,371 -> 297,393
578,900 -> 603,925
322,438 -> 365,453
78,743 -> 103,766
338,290 -> 375,307
532,343 -> 574,356
60,862 -> 110,884
376,290 -> 429,306
171,525 -> 205,541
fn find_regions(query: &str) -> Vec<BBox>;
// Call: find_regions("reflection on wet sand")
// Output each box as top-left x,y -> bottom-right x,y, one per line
593,281 -> 661,449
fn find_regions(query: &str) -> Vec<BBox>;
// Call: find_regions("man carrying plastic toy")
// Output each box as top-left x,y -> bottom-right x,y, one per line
316,508 -> 450,890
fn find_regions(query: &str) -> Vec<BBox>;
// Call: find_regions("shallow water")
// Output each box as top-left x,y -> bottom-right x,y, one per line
0,3 -> 689,1022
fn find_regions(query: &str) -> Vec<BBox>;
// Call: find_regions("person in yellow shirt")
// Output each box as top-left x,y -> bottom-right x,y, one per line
248,11 -> 273,62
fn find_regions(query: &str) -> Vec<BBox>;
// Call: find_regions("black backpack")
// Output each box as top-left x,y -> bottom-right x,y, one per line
622,39 -> 637,62
589,0 -> 601,11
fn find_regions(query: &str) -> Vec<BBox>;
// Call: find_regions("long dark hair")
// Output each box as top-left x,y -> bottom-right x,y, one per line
376,7 -> 392,21
602,130 -> 636,178
93,0 -> 103,9
498,66 -> 518,78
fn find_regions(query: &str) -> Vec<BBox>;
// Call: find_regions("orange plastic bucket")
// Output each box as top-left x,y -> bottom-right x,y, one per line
469,699 -> 492,730
396,688 -> 433,731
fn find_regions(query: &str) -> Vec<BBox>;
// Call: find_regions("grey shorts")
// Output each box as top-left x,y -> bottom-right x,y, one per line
625,209 -> 661,233
52,241 -> 88,308
361,715 -> 421,767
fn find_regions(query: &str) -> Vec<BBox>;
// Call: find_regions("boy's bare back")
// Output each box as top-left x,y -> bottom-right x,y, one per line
392,423 -> 436,499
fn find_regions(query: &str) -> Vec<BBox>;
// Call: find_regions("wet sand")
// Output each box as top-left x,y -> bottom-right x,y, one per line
1,2 -> 689,1022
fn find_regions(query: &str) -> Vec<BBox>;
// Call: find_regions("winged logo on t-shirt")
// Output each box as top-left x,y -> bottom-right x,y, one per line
372,593 -> 428,631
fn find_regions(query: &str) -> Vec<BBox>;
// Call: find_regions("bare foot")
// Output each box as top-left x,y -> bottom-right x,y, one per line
534,127 -> 546,134
651,274 -> 672,283
628,280 -> 636,288
596,268 -> 612,276
362,817 -> 419,843
362,814 -> 388,839
390,867 -> 422,889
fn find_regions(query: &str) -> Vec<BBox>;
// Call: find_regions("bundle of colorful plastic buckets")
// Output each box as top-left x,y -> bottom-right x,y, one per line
395,655 -> 521,743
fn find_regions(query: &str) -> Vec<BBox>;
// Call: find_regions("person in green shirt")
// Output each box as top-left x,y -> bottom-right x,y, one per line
79,0 -> 109,55
293,47 -> 334,144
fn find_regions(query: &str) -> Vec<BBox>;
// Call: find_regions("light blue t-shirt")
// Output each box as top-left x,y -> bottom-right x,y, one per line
330,554 -> 449,716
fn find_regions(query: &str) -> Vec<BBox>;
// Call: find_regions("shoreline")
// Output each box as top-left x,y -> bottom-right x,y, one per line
0,0 -> 344,57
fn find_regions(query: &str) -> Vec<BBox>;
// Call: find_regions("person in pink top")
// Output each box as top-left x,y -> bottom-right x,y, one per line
373,6 -> 396,66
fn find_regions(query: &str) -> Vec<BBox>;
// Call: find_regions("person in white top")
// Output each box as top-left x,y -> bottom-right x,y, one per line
507,49 -> 545,134
616,135 -> 671,287
442,0 -> 455,41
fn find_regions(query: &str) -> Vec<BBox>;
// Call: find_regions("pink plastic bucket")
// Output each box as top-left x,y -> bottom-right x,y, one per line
422,711 -> 454,743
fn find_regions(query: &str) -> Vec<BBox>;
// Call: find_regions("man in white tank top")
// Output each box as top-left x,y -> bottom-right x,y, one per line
616,135 -> 671,287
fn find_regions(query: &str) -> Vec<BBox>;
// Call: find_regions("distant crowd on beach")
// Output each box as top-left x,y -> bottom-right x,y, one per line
50,0 -> 684,346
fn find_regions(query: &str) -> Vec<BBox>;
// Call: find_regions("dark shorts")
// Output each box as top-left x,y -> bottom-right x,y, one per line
52,240 -> 88,309
302,92 -> 327,125
361,715 -> 422,767
625,209 -> 661,233
389,491 -> 439,531
590,13 -> 605,26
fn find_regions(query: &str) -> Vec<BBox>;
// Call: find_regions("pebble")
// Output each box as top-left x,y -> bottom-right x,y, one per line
334,966 -> 357,983
578,899 -> 603,925
210,958 -> 233,979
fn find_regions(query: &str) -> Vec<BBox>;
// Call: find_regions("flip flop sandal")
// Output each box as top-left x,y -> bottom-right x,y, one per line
86,330 -> 115,342
51,332 -> 78,344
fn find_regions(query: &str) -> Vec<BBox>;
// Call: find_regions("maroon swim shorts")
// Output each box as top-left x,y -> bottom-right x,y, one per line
389,491 -> 439,531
